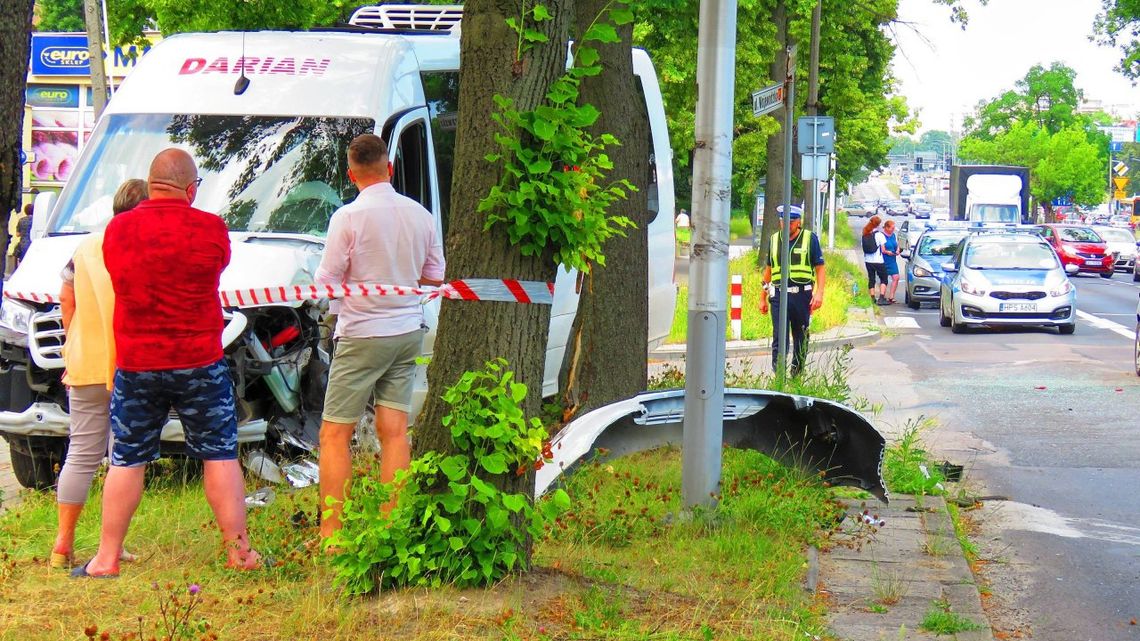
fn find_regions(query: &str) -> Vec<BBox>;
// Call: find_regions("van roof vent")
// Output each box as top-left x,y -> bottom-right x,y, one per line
348,4 -> 463,32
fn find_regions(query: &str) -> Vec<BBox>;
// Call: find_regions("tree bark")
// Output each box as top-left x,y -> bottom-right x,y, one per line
414,1 -> 571,494
558,0 -> 650,417
1,1 -> 35,237
758,1 -> 789,268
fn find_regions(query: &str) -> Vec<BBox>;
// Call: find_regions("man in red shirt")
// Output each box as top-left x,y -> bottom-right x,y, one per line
73,149 -> 260,577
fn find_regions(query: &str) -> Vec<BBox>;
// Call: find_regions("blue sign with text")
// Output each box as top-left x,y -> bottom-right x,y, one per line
25,85 -> 79,108
1110,141 -> 1124,153
31,34 -> 92,76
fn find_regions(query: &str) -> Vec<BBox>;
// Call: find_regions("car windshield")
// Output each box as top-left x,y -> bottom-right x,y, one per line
965,242 -> 1059,270
51,113 -> 375,236
1058,227 -> 1103,243
1096,228 -> 1134,243
918,233 -> 966,257
970,204 -> 1019,223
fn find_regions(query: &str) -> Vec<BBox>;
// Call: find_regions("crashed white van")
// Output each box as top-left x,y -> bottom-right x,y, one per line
0,5 -> 676,489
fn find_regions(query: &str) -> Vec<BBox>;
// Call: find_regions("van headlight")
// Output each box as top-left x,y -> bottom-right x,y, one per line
0,300 -> 33,335
1049,280 -> 1073,297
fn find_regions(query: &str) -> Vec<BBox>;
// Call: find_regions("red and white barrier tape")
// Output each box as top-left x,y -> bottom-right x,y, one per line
729,274 -> 743,340
3,278 -> 556,308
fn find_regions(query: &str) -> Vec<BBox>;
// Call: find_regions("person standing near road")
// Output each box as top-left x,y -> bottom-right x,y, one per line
316,134 -> 445,541
758,205 -> 825,377
882,219 -> 901,304
50,179 -> 147,570
73,149 -> 260,578
861,215 -> 889,306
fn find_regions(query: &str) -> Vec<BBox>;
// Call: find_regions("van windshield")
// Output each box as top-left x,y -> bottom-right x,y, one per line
51,113 -> 374,236
969,204 -> 1019,223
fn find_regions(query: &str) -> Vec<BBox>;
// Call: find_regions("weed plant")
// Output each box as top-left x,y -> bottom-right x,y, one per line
882,417 -> 946,496
919,599 -> 984,635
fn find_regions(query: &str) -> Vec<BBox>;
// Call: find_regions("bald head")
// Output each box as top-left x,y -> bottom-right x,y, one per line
148,149 -> 199,202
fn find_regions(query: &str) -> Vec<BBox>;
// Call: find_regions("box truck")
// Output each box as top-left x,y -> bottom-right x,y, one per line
949,165 -> 1031,224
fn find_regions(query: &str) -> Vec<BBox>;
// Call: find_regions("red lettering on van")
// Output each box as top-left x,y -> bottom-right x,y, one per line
298,59 -> 330,76
204,57 -> 229,74
269,58 -> 295,75
179,58 -> 207,74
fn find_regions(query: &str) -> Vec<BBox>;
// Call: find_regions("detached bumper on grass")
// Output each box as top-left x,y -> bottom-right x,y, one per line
537,389 -> 888,503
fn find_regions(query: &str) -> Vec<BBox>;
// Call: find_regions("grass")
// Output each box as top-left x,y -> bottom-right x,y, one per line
882,416 -> 946,496
870,563 -> 908,606
919,599 -> 984,635
0,447 -> 846,641
667,250 -> 872,344
729,216 -> 752,241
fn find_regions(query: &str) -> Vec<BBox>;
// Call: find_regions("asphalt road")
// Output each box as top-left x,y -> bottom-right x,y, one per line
843,204 -> 1140,640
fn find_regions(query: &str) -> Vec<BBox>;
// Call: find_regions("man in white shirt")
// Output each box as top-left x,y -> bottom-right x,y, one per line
315,134 -> 445,540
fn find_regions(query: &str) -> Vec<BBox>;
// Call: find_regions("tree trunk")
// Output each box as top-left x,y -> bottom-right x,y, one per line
758,1 -> 789,267
1,1 -> 35,240
558,0 -> 650,417
414,1 -> 570,492
1044,202 -> 1055,224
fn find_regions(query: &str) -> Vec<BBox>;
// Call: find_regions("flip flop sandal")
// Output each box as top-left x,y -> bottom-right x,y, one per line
70,560 -> 118,579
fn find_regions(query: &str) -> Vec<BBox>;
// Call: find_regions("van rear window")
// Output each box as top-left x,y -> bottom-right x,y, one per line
52,113 -> 374,236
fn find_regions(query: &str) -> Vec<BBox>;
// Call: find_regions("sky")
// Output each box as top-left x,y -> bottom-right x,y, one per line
891,0 -> 1139,133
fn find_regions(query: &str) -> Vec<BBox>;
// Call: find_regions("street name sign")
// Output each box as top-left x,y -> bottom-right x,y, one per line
752,83 -> 784,117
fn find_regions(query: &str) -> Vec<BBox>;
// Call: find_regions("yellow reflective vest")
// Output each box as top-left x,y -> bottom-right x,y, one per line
769,229 -> 815,284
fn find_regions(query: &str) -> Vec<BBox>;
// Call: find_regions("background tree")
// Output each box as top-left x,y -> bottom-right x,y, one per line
2,0 -> 36,242
35,0 -> 84,31
962,62 -> 1083,139
558,0 -> 649,416
1094,0 -> 1140,80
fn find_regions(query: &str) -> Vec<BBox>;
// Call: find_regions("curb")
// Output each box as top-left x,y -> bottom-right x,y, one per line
649,327 -> 882,363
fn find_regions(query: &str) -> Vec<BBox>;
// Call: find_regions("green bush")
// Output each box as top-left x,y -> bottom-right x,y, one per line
328,359 -> 570,594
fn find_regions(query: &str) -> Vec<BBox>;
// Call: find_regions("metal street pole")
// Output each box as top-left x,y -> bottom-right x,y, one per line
776,45 -> 797,380
682,0 -> 738,509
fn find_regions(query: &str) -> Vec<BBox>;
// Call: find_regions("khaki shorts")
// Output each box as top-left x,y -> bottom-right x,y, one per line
322,330 -> 424,422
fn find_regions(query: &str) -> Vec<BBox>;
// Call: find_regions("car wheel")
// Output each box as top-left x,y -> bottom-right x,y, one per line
939,298 -> 951,327
8,444 -> 61,490
951,318 -> 967,334
1133,268 -> 1139,282
1059,322 -> 1076,335
1100,271 -> 1113,279
906,289 -> 920,310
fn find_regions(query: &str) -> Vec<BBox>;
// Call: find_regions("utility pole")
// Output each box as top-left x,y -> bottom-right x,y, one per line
775,45 -> 797,380
83,0 -> 109,118
682,0 -> 738,509
802,0 -> 822,231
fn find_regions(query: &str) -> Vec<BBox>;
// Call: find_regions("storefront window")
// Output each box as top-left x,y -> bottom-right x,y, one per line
26,84 -> 95,185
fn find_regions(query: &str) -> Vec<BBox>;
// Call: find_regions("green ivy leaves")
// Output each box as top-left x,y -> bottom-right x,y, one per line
482,2 -> 638,275
328,359 -> 570,595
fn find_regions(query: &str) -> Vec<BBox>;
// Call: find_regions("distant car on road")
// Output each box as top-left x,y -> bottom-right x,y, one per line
897,219 -> 930,255
902,228 -> 968,309
880,200 -> 907,216
939,233 -> 1078,334
1091,226 -> 1137,274
1034,224 -> 1114,279
913,202 -> 934,219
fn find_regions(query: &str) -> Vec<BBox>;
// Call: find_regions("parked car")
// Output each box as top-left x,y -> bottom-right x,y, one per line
939,233 -> 1078,334
901,229 -> 968,309
1034,224 -> 1114,279
1091,226 -> 1138,274
913,202 -> 934,219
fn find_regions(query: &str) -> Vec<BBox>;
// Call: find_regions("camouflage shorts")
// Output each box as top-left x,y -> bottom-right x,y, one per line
109,359 -> 238,467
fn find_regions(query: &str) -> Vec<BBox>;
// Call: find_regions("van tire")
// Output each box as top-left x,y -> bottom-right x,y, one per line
9,445 -> 61,491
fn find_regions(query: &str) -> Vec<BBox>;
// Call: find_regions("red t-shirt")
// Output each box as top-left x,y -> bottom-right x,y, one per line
103,198 -> 231,371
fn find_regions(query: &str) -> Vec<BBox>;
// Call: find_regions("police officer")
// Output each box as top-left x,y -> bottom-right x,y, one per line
757,205 -> 825,377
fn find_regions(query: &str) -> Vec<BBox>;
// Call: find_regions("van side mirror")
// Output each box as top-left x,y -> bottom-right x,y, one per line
1064,263 -> 1079,275
30,191 -> 56,240
943,262 -> 957,273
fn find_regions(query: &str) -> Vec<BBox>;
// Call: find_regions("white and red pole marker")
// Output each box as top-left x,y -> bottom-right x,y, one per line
729,274 -> 743,340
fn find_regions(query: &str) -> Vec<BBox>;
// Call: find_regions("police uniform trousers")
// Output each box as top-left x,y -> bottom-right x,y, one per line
770,283 -> 812,375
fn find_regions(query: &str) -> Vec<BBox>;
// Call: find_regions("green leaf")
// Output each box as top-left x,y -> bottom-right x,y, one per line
532,119 -> 556,141
480,452 -> 508,475
532,4 -> 552,21
527,158 -> 553,174
523,29 -> 549,44
583,23 -> 620,44
501,493 -> 527,513
439,455 -> 469,481
510,382 -> 527,403
449,536 -> 466,551
576,47 -> 600,68
470,476 -> 496,497
434,514 -> 453,533
505,17 -> 520,32
610,7 -> 635,25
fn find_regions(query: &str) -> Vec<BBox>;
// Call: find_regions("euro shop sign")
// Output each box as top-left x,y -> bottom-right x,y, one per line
31,33 -> 152,77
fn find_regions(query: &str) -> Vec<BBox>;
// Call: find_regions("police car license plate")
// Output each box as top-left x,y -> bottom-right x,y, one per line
1000,303 -> 1037,312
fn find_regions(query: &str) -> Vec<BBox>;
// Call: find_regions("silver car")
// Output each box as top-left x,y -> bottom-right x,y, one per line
902,229 -> 968,309
1091,226 -> 1138,274
939,233 -> 1078,335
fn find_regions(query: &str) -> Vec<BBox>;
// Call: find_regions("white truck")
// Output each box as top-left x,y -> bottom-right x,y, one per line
0,5 -> 677,489
948,165 -> 1031,224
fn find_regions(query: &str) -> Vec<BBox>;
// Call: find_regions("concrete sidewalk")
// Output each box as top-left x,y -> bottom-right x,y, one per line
817,495 -> 995,641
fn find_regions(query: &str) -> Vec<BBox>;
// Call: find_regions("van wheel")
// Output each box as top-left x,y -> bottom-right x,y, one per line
1059,323 -> 1076,335
9,445 -> 62,491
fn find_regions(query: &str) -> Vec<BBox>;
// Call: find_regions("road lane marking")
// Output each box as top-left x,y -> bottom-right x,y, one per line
884,317 -> 920,329
1075,310 -> 1136,339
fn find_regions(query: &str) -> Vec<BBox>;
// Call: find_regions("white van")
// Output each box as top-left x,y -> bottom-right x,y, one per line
0,5 -> 677,489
